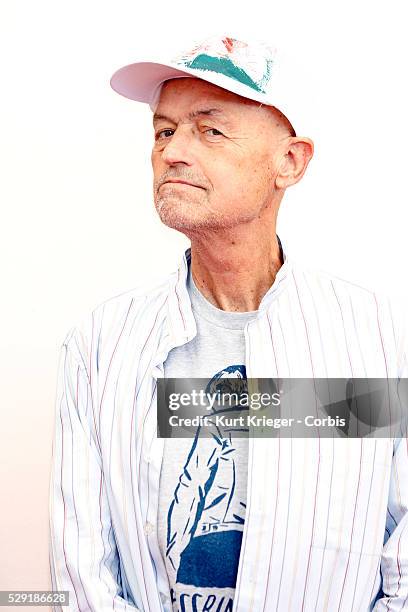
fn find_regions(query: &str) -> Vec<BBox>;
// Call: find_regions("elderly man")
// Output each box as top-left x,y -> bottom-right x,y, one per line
49,36 -> 408,611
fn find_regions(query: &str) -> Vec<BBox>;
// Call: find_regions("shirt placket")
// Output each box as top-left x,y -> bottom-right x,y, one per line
142,355 -> 175,611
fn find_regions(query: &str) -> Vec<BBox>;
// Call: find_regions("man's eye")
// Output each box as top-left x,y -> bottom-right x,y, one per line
156,129 -> 174,140
205,128 -> 224,137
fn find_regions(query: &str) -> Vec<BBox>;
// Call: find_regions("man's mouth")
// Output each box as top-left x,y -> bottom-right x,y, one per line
161,179 -> 204,189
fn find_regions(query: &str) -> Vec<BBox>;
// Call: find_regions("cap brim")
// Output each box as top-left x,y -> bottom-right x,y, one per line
110,61 -> 196,105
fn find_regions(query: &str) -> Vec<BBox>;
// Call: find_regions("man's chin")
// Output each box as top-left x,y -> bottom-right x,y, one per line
154,199 -> 245,233
155,201 -> 213,232
157,211 -> 210,232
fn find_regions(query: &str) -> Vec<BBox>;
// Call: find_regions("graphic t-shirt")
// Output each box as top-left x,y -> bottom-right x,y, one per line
158,263 -> 258,612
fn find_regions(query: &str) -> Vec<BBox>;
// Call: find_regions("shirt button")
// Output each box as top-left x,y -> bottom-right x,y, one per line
145,453 -> 151,463
144,521 -> 155,536
160,592 -> 169,603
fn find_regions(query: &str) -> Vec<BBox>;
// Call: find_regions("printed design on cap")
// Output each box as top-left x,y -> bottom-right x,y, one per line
173,36 -> 275,94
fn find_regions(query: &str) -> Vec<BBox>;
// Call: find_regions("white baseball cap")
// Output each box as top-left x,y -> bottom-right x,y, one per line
110,35 -> 317,136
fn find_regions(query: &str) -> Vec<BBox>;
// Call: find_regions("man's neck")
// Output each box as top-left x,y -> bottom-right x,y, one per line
188,225 -> 283,313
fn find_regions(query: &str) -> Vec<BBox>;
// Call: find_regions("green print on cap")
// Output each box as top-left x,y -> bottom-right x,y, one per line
174,36 -> 276,95
181,53 -> 267,93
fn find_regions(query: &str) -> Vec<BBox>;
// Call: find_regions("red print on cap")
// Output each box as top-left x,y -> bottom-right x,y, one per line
222,37 -> 234,53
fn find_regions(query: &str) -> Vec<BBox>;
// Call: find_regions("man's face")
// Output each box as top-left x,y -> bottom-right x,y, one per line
151,77 -> 292,233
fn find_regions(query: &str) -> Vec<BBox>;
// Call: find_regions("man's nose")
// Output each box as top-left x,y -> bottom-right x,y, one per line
161,126 -> 194,166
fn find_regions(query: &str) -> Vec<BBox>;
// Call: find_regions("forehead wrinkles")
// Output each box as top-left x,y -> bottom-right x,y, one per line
153,106 -> 237,130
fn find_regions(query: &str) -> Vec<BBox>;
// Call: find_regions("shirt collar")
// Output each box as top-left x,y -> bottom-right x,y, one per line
166,234 -> 291,347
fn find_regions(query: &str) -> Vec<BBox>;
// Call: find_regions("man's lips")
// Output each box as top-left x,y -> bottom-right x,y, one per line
161,179 -> 204,189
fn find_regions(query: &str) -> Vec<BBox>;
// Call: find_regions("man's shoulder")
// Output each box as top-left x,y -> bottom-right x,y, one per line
291,258 -> 379,300
61,269 -> 177,360
290,258 -> 398,313
291,258 -> 408,357
95,271 -> 174,314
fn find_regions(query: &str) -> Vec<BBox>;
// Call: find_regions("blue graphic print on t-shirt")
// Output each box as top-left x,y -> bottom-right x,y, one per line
165,364 -> 249,611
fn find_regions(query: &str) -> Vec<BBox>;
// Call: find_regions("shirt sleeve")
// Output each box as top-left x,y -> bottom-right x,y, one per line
373,435 -> 408,610
48,329 -> 142,612
373,301 -> 408,610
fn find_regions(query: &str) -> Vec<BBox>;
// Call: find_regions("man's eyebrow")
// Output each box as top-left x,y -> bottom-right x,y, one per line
153,108 -> 231,124
187,108 -> 225,120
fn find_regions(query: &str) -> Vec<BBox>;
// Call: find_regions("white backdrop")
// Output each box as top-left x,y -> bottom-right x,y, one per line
1,0 -> 407,605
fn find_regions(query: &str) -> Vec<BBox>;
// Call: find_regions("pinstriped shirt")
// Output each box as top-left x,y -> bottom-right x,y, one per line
49,242 -> 408,611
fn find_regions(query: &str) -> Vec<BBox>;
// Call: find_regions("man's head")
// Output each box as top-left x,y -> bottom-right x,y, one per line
151,77 -> 313,235
110,34 -> 315,237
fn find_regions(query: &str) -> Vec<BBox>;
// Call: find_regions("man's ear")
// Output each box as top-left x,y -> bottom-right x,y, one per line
275,137 -> 314,189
